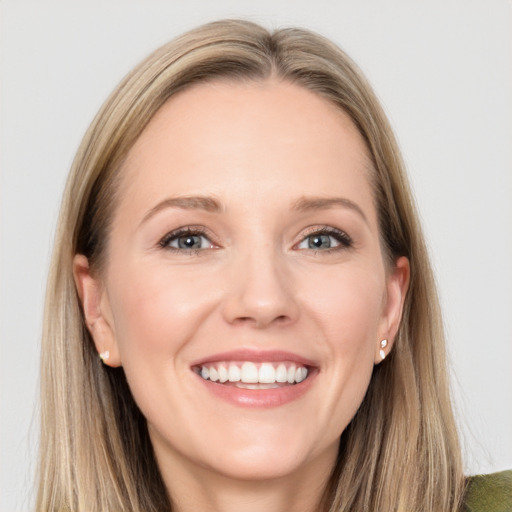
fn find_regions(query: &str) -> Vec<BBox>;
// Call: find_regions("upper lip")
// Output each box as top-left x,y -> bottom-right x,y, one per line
190,349 -> 317,368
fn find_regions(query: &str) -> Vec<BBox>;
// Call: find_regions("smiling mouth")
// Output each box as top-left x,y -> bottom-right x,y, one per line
193,361 -> 310,389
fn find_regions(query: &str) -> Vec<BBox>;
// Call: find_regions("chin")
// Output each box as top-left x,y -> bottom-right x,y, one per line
203,447 -> 314,482
196,422 -> 331,482
151,416 -> 329,483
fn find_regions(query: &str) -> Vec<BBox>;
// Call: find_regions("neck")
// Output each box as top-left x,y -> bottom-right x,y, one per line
155,445 -> 336,512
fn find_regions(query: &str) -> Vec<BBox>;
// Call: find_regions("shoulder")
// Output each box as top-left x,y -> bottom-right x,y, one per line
463,470 -> 512,512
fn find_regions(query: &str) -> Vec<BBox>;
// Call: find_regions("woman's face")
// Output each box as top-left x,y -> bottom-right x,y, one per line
76,80 -> 408,484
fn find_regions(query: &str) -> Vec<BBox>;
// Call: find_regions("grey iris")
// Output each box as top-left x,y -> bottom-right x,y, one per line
309,234 -> 331,249
178,235 -> 202,249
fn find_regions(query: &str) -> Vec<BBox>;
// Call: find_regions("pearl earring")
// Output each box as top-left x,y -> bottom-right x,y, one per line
379,339 -> 388,361
99,350 -> 110,362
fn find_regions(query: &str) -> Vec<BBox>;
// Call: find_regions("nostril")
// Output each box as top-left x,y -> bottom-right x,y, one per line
232,316 -> 254,325
232,314 -> 293,329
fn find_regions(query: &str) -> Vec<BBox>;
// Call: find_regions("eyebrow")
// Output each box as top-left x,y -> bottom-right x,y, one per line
141,195 -> 222,224
141,194 -> 368,225
292,196 -> 368,224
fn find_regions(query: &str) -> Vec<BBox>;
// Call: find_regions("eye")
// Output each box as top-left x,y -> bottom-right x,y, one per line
299,234 -> 337,250
296,227 -> 352,251
159,227 -> 216,252
171,234 -> 211,250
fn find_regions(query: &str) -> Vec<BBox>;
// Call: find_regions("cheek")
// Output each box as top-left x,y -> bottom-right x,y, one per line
104,262 -> 225,435
107,262 -> 218,368
300,262 -> 385,347
297,263 -> 384,426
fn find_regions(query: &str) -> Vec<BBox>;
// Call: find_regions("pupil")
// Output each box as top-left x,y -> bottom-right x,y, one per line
178,235 -> 201,249
309,234 -> 330,249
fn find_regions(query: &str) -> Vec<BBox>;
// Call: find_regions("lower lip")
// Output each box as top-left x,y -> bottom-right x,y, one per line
194,371 -> 317,408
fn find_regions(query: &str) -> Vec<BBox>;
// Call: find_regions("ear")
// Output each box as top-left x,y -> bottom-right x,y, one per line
73,254 -> 122,367
375,256 -> 410,364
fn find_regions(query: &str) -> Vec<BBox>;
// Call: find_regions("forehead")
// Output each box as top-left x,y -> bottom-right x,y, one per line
119,79 -> 375,217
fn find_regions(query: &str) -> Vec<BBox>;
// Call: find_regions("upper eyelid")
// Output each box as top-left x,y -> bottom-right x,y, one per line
293,226 -> 353,251
158,226 -> 216,248
298,225 -> 352,241
157,224 -> 352,249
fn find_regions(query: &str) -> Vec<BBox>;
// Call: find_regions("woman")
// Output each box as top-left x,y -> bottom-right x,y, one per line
36,19 -> 510,511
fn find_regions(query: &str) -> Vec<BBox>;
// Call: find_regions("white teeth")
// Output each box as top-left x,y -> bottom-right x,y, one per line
295,367 -> 307,383
276,364 -> 288,382
218,364 -> 228,383
287,365 -> 296,384
198,362 -> 309,385
228,364 -> 241,382
240,362 -> 259,383
258,363 -> 276,383
209,366 -> 219,382
235,382 -> 280,389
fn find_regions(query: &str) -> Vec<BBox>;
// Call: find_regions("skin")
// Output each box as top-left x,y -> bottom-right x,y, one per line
74,79 -> 409,512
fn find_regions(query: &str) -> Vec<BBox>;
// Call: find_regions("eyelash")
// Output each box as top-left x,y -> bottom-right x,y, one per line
157,225 -> 353,254
158,226 -> 215,254
297,225 -> 353,253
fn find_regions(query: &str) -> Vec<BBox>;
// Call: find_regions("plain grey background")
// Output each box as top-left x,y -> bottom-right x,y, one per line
1,1 -> 511,510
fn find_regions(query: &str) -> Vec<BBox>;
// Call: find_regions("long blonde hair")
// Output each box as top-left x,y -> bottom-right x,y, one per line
37,19 -> 465,511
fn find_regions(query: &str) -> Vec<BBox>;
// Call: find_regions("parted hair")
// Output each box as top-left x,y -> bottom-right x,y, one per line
37,19 -> 465,511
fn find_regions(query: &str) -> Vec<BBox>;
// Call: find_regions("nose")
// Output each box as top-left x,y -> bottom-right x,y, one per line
221,245 -> 299,329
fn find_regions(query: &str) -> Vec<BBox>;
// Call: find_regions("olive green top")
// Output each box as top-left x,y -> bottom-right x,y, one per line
464,470 -> 512,512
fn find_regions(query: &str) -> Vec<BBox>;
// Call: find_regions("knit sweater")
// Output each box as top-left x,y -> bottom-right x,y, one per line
464,470 -> 512,512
